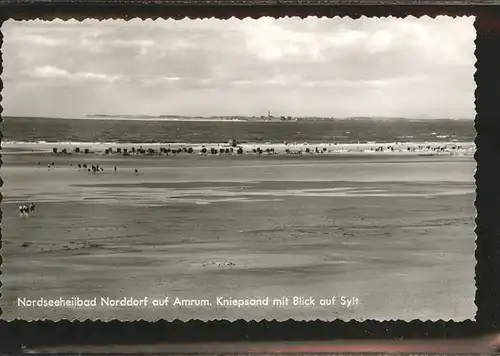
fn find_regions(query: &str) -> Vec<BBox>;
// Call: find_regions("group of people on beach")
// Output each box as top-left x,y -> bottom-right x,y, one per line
75,163 -> 105,174
39,160 -> 139,175
74,163 -> 138,175
38,161 -> 55,169
19,203 -> 35,217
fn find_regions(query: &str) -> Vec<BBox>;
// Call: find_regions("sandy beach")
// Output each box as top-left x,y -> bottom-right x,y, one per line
1,144 -> 476,321
2,140 -> 476,157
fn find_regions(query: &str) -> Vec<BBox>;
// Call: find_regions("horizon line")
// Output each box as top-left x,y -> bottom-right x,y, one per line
2,115 -> 475,121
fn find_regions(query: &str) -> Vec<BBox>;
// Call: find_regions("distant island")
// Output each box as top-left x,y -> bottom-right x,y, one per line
3,115 -> 473,122
82,114 -> 472,122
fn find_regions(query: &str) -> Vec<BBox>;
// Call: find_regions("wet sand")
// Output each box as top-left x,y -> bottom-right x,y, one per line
1,150 -> 476,321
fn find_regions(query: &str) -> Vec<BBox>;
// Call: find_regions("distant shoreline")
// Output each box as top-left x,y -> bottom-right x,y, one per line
2,115 -> 475,122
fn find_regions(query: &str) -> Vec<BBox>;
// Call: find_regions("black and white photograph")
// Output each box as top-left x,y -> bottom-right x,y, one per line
1,16 -> 476,321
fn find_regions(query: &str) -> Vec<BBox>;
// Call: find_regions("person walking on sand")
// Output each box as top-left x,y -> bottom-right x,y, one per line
114,166 -> 117,173
134,168 -> 139,175
29,203 -> 35,213
19,204 -> 24,217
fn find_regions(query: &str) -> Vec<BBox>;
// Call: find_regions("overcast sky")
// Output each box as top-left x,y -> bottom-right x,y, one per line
2,16 -> 475,119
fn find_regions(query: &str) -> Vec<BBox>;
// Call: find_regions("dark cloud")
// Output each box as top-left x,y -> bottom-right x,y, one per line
1,17 -> 475,118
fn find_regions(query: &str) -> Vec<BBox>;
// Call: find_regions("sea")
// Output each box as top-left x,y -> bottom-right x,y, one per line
1,116 -> 475,144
